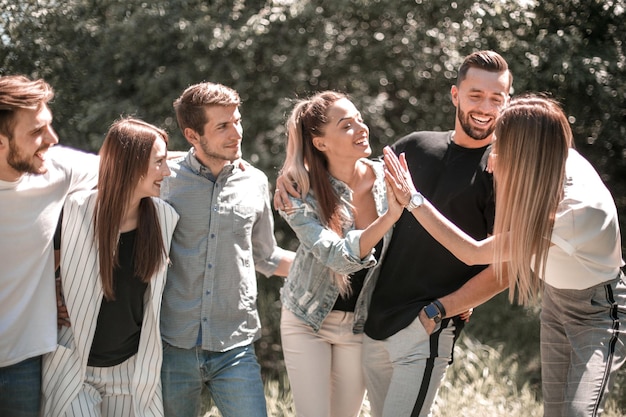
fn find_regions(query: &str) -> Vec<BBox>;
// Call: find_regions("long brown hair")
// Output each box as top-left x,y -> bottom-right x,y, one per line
281,91 -> 348,235
493,95 -> 570,304
95,118 -> 169,300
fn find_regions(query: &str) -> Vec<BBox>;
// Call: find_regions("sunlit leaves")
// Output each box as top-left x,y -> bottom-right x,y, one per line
1,0 -> 623,199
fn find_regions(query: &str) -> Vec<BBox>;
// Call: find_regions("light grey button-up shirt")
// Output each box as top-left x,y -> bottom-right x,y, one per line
160,149 -> 288,352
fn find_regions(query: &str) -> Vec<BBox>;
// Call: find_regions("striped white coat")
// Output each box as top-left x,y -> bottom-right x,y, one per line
42,191 -> 179,417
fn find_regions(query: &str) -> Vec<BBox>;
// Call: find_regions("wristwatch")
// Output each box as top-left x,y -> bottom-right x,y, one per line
406,192 -> 424,212
423,300 -> 446,324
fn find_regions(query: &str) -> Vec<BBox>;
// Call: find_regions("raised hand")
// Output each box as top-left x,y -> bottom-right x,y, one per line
382,146 -> 418,207
384,175 -> 406,221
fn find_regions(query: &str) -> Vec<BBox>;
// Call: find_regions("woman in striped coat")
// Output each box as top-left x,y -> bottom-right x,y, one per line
42,118 -> 179,417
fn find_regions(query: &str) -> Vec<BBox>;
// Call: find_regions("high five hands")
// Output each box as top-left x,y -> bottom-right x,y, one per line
382,146 -> 417,206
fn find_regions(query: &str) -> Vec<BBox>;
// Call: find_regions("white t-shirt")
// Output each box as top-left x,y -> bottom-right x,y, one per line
544,149 -> 624,290
0,146 -> 98,367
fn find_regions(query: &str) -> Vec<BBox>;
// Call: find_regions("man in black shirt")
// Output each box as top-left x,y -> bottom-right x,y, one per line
362,50 -> 512,417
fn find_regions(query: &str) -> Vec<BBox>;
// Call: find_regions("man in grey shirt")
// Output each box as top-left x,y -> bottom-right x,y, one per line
160,82 -> 294,417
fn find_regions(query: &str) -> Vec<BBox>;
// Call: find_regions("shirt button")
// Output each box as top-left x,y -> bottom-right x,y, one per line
210,234 -> 215,238
205,290 -> 210,295
203,317 -> 207,322
208,264 -> 212,269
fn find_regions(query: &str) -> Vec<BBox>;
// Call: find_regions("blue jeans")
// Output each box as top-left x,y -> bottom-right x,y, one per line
0,356 -> 42,417
161,342 -> 267,417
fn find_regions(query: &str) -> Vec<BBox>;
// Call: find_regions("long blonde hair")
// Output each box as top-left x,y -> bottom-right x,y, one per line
493,95 -> 571,305
281,91 -> 349,235
280,91 -> 354,295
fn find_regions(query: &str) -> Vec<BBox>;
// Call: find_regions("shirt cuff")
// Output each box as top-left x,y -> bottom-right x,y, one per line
345,230 -> 376,267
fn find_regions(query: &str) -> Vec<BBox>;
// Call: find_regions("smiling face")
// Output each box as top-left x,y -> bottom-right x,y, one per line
135,136 -> 170,199
186,105 -> 243,176
451,67 -> 510,148
0,104 -> 59,181
313,98 -> 371,164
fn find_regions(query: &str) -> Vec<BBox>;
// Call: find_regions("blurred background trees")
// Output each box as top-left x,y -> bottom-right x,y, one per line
3,0 -> 623,190
2,0 -> 624,410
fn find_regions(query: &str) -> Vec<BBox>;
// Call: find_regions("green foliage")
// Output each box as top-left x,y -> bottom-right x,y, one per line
519,0 -> 626,196
2,0 -> 623,193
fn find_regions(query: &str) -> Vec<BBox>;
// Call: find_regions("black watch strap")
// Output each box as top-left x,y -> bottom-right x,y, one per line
423,302 -> 442,323
432,299 -> 446,318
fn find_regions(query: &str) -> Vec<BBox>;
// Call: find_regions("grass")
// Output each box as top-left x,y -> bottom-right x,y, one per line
434,336 -> 542,416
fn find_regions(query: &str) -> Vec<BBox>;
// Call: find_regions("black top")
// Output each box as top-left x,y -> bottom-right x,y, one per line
88,229 -> 148,367
365,131 -> 494,340
333,239 -> 383,312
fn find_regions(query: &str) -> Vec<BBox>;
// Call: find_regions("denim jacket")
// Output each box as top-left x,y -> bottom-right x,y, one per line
279,158 -> 392,333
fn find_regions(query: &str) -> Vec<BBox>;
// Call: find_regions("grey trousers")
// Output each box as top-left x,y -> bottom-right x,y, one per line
362,316 -> 456,417
541,272 -> 626,417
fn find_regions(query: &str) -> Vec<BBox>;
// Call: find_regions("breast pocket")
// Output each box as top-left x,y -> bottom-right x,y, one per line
233,205 -> 255,238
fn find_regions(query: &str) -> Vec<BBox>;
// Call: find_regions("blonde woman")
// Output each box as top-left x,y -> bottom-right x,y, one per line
43,118 -> 179,417
384,94 -> 625,416
278,91 -> 403,416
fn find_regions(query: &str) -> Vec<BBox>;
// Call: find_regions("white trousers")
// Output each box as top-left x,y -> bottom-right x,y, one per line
64,355 -> 137,417
281,307 -> 365,417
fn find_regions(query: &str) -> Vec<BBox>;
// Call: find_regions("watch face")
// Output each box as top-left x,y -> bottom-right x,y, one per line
424,303 -> 441,323
406,193 -> 424,212
411,194 -> 423,206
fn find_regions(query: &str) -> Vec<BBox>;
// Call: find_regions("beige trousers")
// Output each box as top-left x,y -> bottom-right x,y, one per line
281,307 -> 365,417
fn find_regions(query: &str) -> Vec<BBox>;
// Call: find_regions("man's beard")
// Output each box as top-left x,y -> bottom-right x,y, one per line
7,140 -> 48,175
458,106 -> 495,141
197,139 -> 241,164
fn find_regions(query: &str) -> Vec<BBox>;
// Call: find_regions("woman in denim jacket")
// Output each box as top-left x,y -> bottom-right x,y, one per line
277,91 -> 403,417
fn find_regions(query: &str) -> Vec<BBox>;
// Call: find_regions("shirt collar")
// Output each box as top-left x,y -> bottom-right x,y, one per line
185,148 -> 236,182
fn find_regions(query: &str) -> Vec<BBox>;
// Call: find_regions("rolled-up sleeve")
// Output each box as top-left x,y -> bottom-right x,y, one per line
280,196 -> 376,275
